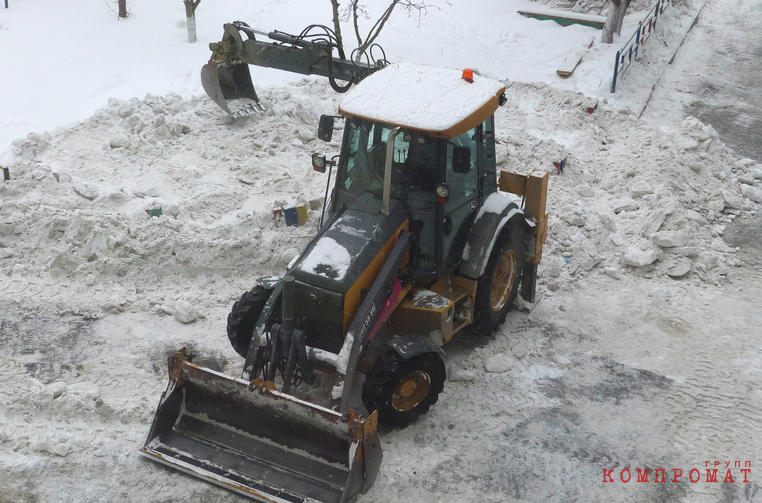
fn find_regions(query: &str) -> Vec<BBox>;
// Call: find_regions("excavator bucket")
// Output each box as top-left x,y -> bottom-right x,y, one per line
201,61 -> 261,117
140,349 -> 382,503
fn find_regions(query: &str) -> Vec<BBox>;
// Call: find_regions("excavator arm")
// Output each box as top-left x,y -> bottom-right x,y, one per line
202,22 -> 386,116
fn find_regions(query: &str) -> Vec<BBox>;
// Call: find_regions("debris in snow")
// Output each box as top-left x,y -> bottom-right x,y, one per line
722,190 -> 744,209
598,213 -> 617,232
651,231 -> 690,248
610,234 -> 625,246
604,267 -> 622,279
576,184 -> 594,197
663,246 -> 701,257
629,180 -> 654,198
174,300 -> 200,324
511,343 -> 529,359
740,184 -> 762,203
73,181 -> 99,200
668,258 -> 692,278
639,210 -> 666,237
49,443 -> 70,457
67,382 -> 100,401
448,367 -> 476,382
47,381 -> 67,399
622,247 -> 658,268
611,197 -> 638,213
484,353 -> 514,373
109,134 -> 131,149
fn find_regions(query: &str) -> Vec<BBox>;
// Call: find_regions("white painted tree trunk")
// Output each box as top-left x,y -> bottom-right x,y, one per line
601,0 -> 631,43
601,1 -> 620,43
187,15 -> 197,43
184,0 -> 200,43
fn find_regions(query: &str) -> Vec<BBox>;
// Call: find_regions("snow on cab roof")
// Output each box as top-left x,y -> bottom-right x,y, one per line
338,63 -> 506,139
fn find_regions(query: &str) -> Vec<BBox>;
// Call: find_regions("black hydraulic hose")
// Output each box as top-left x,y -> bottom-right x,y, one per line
327,54 -> 354,93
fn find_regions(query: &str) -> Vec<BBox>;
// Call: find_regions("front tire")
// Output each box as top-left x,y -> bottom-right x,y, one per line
362,349 -> 446,426
471,222 -> 525,335
226,285 -> 270,358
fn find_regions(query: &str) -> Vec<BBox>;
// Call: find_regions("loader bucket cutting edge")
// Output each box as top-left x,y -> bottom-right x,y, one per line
201,62 -> 260,116
140,350 -> 382,503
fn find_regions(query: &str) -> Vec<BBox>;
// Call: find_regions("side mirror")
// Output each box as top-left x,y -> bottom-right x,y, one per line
312,153 -> 327,173
452,146 -> 471,173
318,115 -> 334,142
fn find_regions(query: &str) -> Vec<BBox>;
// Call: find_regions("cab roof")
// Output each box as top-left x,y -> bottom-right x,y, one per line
338,63 -> 506,139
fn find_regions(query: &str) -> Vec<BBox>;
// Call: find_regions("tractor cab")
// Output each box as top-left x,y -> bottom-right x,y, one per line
314,63 -> 506,280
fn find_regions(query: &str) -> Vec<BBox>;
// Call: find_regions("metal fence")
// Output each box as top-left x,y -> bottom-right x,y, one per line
610,0 -> 671,92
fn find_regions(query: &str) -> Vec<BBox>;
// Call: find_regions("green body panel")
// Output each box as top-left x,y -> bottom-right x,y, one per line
288,195 -> 407,352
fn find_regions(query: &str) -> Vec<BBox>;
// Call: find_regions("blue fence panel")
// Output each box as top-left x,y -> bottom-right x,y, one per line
611,0 -> 671,92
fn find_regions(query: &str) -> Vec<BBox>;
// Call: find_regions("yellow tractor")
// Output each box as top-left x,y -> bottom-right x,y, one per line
141,24 -> 548,503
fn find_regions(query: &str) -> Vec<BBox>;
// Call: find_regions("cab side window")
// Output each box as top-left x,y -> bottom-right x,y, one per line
445,128 -> 478,208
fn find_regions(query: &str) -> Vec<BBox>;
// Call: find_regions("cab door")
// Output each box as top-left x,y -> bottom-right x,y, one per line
442,126 -> 480,272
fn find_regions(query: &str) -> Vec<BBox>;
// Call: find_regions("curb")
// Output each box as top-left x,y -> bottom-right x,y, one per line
637,0 -> 710,118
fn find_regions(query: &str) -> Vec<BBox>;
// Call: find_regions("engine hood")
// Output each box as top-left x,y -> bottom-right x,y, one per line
289,195 -> 408,294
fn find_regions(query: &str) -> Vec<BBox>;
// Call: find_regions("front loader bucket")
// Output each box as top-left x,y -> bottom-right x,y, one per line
201,61 -> 261,117
140,350 -> 382,503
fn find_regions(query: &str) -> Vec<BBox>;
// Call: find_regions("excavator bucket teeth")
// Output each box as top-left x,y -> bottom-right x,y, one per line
201,62 -> 261,117
140,350 -> 382,503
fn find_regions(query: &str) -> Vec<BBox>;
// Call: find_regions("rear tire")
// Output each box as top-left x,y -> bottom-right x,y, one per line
471,222 -> 525,335
362,349 -> 446,426
227,285 -> 270,358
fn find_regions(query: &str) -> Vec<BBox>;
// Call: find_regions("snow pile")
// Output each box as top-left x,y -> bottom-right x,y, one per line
493,82 -> 760,289
0,81 -> 341,316
0,77 -> 758,320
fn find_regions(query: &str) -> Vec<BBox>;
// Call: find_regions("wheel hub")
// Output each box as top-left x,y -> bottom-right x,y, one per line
391,371 -> 431,411
490,249 -> 517,312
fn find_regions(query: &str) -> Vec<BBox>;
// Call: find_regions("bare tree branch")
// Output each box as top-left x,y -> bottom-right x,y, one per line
333,0 -> 428,59
329,0 -> 347,58
360,1 -> 397,55
351,0 -> 363,48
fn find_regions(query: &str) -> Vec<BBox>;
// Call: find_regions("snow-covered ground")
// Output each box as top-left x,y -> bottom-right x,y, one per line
0,0 -> 699,155
1,0 -> 761,501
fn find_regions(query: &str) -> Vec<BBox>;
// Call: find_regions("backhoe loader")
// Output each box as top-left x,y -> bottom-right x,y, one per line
141,23 -> 548,503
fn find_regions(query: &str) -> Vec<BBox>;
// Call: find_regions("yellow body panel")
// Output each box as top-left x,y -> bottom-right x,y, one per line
388,273 -> 477,344
499,169 -> 549,264
342,220 -> 410,332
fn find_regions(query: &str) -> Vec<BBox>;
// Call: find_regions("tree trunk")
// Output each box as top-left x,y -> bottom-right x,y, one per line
118,0 -> 128,19
614,0 -> 631,34
329,0 -> 347,59
601,0 -> 627,43
184,0 -> 200,43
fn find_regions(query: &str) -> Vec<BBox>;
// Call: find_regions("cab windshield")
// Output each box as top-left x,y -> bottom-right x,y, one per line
330,117 -> 484,275
333,120 -> 414,211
